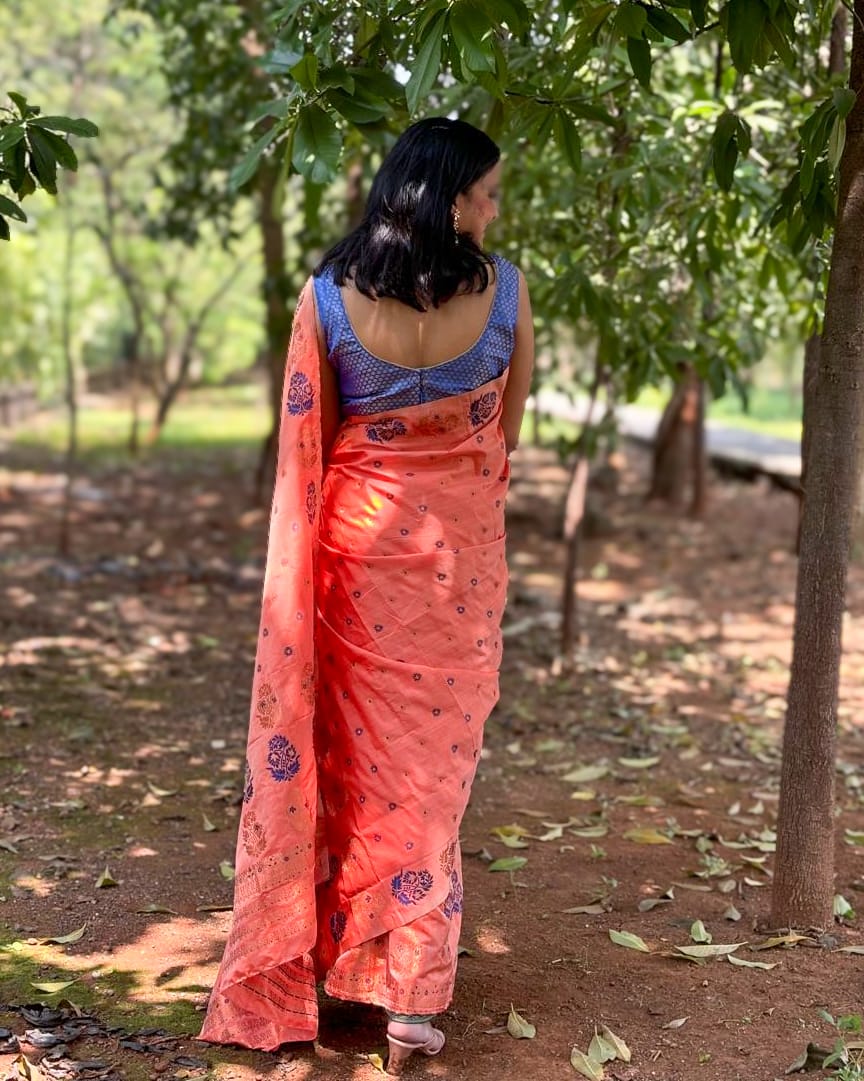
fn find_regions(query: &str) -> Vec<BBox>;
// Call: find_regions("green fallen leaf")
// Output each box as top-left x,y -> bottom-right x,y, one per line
488,856 -> 528,873
588,1031 -> 616,1063
622,828 -> 673,845
690,920 -> 712,944
367,1051 -> 386,1072
570,825 -> 609,839
617,756 -> 660,770
618,793 -> 664,806
147,781 -> 178,797
600,1025 -> 631,1063
564,903 -> 608,915
507,1004 -> 536,1039
609,929 -> 651,953
535,739 -> 565,753
39,925 -> 86,945
491,824 -> 530,841
219,860 -> 236,880
136,903 -> 178,915
834,894 -> 855,918
202,814 -> 218,832
563,765 -> 609,784
570,1047 -> 605,1080
844,829 -> 864,846
727,954 -> 779,970
31,979 -> 78,993
638,896 -> 673,912
750,933 -> 809,950
673,942 -> 743,961
95,866 -> 118,889
724,904 -> 742,922
498,835 -> 530,849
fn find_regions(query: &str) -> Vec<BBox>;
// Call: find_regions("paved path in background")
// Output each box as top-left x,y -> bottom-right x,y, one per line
532,389 -> 802,486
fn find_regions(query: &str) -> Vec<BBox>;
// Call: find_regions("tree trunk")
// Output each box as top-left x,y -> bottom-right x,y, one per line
148,263 -> 244,443
796,332 -> 821,554
559,354 -> 603,658
647,366 -> 700,508
254,160 -> 292,500
829,2 -> 848,78
559,455 -> 590,656
59,216 -> 78,558
770,0 -> 864,930
689,375 -> 707,517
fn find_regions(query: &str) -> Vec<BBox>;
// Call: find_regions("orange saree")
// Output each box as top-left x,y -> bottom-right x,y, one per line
200,280 -> 510,1050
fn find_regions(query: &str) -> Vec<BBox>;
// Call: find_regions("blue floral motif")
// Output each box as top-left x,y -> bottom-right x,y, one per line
286,371 -> 314,416
469,391 -> 497,427
391,868 -> 434,906
442,870 -> 463,918
305,481 -> 317,525
267,734 -> 301,782
329,910 -> 347,944
366,418 -> 407,443
243,759 -> 254,803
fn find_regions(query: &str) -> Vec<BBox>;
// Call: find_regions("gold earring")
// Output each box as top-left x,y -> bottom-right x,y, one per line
452,207 -> 461,242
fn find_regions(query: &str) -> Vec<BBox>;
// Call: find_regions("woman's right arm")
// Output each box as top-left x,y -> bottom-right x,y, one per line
499,269 -> 535,455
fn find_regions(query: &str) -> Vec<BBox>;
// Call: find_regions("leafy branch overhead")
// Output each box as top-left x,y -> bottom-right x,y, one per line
227,0 -> 842,249
0,91 -> 99,240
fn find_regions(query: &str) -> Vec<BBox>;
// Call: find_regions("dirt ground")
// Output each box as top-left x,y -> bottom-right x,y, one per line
2,419 -> 864,1081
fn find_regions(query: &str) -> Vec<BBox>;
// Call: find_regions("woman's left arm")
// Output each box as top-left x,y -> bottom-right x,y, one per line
310,285 -> 342,464
500,269 -> 535,455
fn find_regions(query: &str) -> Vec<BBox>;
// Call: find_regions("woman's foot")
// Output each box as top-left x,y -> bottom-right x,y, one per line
385,1020 -> 445,1075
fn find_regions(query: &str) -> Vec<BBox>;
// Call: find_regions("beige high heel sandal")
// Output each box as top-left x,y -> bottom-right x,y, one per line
385,1021 -> 446,1075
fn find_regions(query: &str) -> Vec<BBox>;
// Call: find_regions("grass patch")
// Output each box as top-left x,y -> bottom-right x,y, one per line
12,384 -> 269,465
0,936 -> 203,1035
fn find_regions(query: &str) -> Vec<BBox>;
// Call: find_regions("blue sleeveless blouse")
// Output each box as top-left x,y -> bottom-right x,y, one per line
312,253 -> 519,416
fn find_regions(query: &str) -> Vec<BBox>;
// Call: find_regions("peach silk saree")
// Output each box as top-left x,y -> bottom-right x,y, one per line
200,280 -> 510,1050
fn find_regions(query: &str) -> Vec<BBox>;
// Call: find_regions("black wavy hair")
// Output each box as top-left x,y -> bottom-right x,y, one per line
314,117 -> 500,312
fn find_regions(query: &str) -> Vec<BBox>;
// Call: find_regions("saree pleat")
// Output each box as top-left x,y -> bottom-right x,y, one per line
200,279 -> 510,1050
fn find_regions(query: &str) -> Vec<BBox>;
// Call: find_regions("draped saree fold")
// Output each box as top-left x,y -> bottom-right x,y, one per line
200,280 -> 511,1050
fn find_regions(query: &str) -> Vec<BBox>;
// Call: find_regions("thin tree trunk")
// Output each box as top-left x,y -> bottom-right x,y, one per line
148,262 -> 244,442
648,366 -> 702,507
128,350 -> 142,455
90,162 -> 151,456
770,0 -> 864,930
689,376 -> 707,517
829,2 -> 848,77
254,160 -> 292,500
559,353 -> 603,657
59,216 -> 78,558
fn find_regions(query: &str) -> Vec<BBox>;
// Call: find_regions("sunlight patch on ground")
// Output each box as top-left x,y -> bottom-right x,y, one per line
3,916 -> 227,1008
212,1060 -> 317,1080
579,578 -> 632,602
474,925 -> 510,955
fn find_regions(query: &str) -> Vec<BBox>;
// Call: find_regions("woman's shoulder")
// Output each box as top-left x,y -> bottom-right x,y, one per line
488,251 -> 526,287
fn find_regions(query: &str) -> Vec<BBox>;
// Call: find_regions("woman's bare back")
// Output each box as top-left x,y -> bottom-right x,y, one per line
339,276 -> 498,370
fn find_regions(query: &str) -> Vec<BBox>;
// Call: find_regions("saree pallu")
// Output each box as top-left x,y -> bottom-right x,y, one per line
200,280 -> 510,1050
